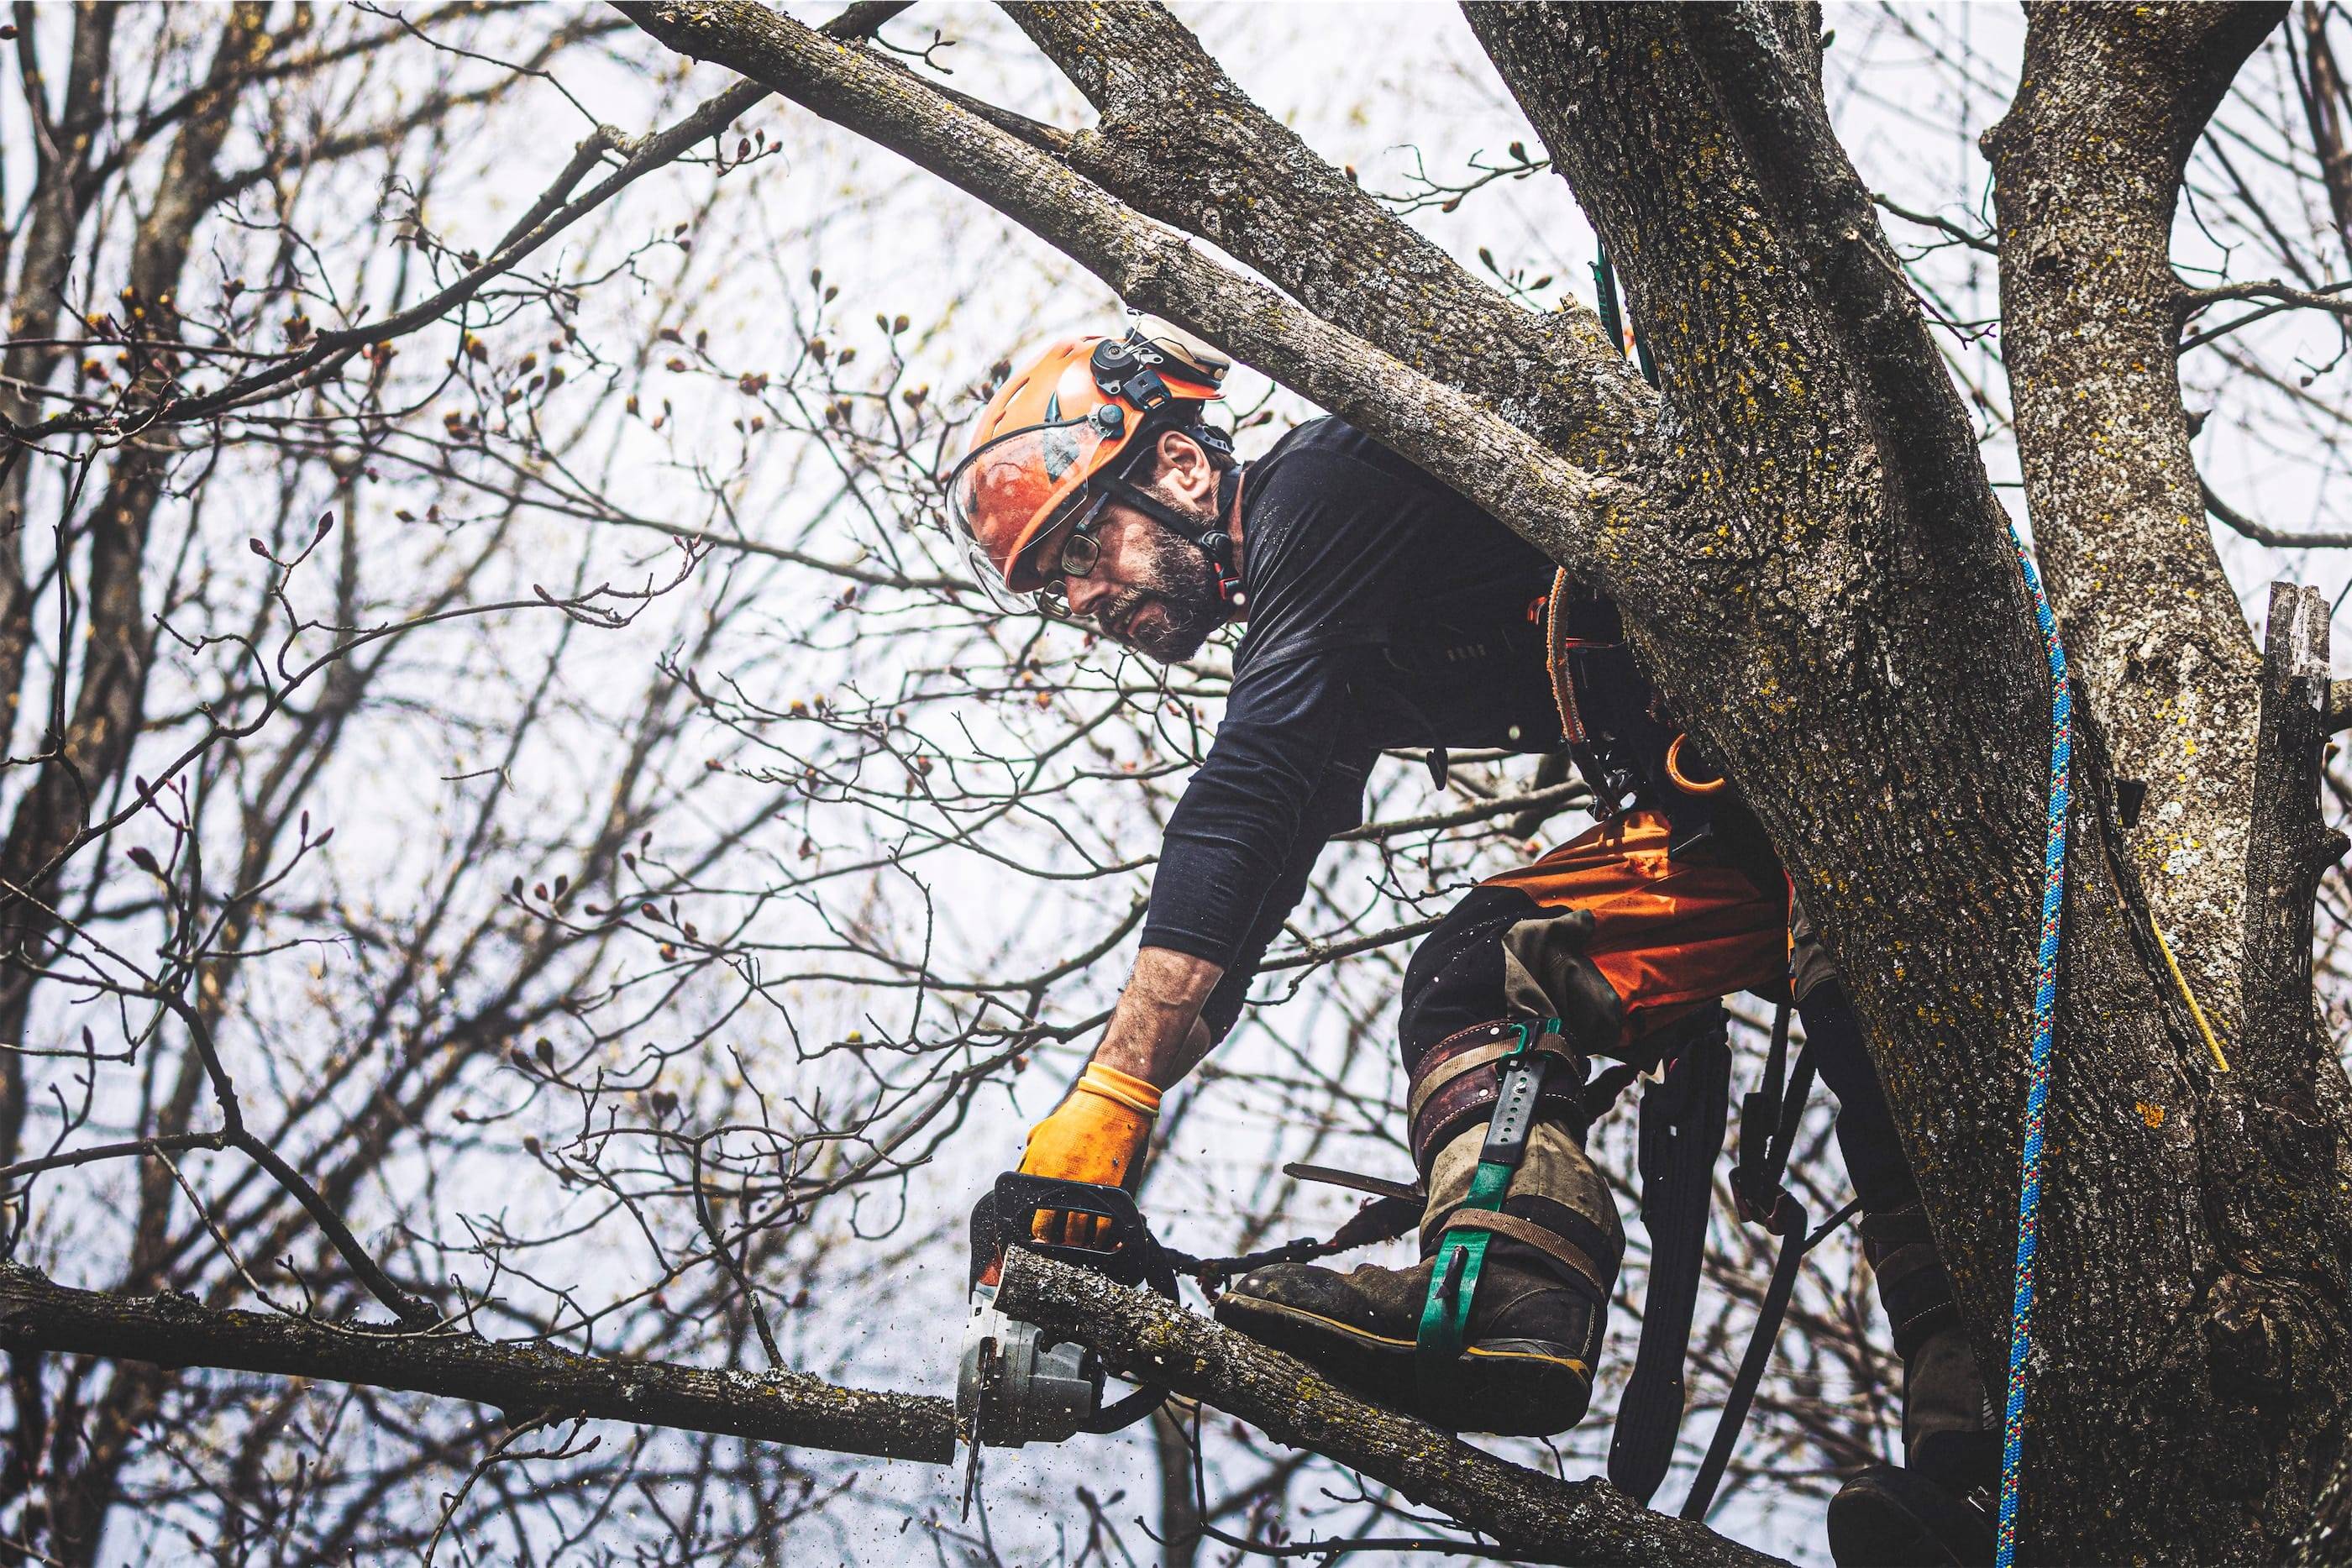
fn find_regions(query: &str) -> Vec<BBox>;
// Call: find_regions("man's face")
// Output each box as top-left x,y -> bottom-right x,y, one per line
1057,492 -> 1223,663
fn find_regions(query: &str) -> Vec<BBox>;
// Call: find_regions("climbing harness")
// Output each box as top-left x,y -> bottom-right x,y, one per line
1413,1014 -> 1569,1403
1997,522 -> 2071,1568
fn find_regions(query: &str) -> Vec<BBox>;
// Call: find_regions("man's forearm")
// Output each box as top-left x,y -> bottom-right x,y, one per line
1090,946 -> 1226,1090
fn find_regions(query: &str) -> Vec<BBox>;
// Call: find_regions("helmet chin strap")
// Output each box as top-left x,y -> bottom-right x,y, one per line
1206,466 -> 1244,607
1095,461 -> 1247,609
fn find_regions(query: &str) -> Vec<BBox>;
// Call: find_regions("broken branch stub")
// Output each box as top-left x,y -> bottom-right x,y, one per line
2241,581 -> 2348,1084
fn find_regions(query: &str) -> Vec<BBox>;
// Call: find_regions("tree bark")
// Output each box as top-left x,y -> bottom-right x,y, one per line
1000,2 -> 1651,466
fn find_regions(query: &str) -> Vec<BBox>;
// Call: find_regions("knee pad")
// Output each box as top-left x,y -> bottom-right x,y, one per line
1399,888 -> 1541,1072
1399,885 -> 1630,1074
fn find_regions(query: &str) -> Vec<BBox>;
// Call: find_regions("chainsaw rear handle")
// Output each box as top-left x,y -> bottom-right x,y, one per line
974,1173 -> 1182,1299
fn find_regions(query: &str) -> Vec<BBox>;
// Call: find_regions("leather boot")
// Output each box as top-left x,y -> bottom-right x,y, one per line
1215,1105 -> 1619,1435
1829,1204 -> 1997,1568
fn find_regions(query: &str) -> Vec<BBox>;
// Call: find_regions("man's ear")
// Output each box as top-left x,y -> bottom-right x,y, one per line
1156,429 -> 1215,502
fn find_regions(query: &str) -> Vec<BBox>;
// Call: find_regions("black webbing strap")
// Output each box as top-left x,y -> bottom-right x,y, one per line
1683,1194 -> 1862,1519
1606,1007 -> 1730,1505
1681,999 -> 1861,1521
1733,1001 -> 1814,1236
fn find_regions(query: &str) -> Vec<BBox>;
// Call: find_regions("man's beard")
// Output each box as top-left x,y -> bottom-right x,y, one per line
1093,505 -> 1223,663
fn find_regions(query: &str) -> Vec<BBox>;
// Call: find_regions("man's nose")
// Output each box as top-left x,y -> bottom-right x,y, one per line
1063,570 -> 1112,616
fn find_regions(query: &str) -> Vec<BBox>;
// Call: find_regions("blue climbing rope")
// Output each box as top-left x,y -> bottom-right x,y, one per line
1998,523 -> 2071,1568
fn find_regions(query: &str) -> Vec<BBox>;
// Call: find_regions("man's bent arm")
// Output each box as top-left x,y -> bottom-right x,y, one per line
1090,946 -> 1224,1090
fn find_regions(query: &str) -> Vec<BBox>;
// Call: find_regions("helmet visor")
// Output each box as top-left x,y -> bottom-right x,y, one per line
945,416 -> 1116,593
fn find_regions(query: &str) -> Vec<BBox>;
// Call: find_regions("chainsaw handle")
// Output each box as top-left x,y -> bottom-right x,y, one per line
1082,1382 -> 1165,1435
984,1173 -> 1180,1299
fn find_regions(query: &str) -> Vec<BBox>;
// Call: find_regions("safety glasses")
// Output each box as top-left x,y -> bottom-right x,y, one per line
1029,491 -> 1112,616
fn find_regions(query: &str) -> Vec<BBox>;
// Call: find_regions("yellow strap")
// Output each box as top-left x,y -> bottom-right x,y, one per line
2151,920 -> 2229,1073
1079,1062 -> 1163,1116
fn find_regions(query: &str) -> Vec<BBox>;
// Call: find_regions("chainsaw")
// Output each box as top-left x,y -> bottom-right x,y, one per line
958,1173 -> 1179,1448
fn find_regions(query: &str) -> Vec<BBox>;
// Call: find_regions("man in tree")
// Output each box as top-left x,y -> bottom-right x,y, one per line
950,318 -> 1995,1564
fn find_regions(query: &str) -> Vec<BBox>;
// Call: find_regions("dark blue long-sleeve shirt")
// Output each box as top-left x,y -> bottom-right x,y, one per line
1136,417 -> 1563,1038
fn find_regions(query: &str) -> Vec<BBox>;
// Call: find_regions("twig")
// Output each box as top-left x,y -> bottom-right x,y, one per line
2202,477 -> 2352,548
1872,193 -> 1998,254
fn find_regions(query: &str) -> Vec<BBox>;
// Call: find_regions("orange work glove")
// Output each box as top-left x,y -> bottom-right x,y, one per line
1015,1063 -> 1161,1247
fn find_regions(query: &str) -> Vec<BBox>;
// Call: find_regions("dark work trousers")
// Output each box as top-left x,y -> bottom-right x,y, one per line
1399,884 -> 1914,1215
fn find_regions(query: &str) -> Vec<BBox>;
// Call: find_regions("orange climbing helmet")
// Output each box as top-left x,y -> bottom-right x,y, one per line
946,317 -> 1233,596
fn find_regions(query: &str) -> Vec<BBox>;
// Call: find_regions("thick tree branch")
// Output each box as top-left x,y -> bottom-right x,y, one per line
1001,2 -> 1651,465
1986,2 -> 2284,1030
994,1250 -> 1783,1567
0,1263 -> 955,1464
614,1 -> 1624,569
1673,3 -> 1993,533
2328,685 -> 2352,736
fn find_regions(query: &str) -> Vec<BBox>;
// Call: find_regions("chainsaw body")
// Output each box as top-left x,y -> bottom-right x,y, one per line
958,1173 -> 1177,1448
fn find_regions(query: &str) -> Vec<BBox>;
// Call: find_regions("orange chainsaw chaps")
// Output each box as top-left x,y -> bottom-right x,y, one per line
1483,809 -> 1787,1056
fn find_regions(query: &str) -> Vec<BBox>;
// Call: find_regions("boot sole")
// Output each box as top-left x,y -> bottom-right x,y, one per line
1213,1293 -> 1590,1436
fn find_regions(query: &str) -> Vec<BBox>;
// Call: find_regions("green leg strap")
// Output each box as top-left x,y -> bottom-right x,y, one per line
1414,1017 -> 1562,1408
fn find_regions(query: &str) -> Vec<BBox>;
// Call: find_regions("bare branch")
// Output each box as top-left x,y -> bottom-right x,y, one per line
2203,475 -> 2352,548
0,1262 -> 955,1464
613,0 -> 1622,567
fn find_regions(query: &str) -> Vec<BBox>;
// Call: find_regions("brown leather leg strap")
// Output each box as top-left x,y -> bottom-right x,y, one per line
1436,1210 -> 1612,1299
1407,1019 -> 1592,1173
1405,1037 -> 1519,1130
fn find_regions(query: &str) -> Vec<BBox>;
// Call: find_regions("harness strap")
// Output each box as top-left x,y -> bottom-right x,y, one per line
1607,1009 -> 1731,1505
1682,1003 -> 1863,1520
1404,1031 -> 1583,1130
1732,1000 -> 1815,1236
